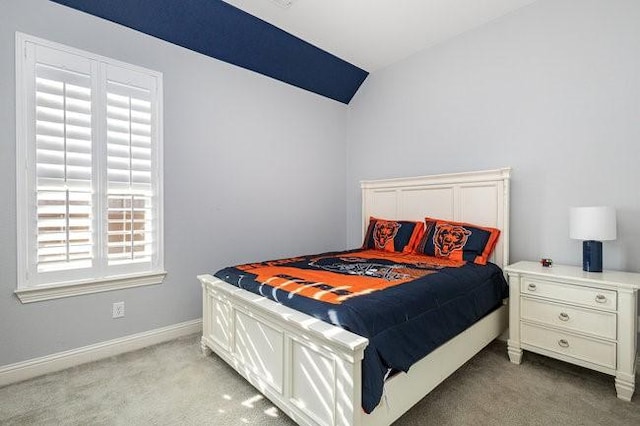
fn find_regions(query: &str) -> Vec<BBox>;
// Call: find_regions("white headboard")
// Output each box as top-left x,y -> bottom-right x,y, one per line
361,168 -> 511,269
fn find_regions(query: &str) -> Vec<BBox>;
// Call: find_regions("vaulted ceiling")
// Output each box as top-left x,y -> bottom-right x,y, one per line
51,0 -> 538,104
225,0 -> 539,72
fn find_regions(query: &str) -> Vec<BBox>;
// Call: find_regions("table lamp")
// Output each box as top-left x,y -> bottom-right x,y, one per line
569,206 -> 616,272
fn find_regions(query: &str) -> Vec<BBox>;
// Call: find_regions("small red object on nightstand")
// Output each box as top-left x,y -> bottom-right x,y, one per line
540,258 -> 553,267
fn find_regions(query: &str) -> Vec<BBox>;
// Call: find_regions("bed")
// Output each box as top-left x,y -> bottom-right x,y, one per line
198,168 -> 511,426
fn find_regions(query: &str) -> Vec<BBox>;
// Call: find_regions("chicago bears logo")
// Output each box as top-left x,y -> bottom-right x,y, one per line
373,221 -> 400,250
433,224 -> 471,256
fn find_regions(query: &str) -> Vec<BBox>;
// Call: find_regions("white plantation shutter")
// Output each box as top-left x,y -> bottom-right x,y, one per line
35,63 -> 94,273
16,33 -> 164,294
105,68 -> 158,268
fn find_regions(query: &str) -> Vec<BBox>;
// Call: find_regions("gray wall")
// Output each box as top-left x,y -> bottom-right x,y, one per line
346,0 -> 640,273
0,0 -> 347,366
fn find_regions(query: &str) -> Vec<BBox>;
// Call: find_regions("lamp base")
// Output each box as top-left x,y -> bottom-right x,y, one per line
583,240 -> 603,272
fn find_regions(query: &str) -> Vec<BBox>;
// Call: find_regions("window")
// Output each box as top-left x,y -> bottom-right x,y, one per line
15,33 -> 165,303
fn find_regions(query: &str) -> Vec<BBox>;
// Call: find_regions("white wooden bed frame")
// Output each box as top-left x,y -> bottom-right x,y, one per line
198,168 -> 511,426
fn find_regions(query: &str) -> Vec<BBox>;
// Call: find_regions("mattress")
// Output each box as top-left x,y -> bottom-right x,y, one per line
214,249 -> 508,413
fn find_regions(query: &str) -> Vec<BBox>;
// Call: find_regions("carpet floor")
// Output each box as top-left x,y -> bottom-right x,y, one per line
0,335 -> 638,425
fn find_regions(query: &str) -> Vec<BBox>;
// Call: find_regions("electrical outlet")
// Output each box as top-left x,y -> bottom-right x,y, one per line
112,301 -> 125,319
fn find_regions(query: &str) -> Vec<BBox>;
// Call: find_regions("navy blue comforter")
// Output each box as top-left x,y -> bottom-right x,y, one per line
214,249 -> 507,413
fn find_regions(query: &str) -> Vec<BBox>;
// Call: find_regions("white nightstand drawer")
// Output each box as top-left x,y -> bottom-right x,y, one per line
521,323 -> 616,369
521,297 -> 617,340
521,278 -> 617,310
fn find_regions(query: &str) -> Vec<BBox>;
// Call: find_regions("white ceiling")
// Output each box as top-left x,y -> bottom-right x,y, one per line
223,0 -> 539,71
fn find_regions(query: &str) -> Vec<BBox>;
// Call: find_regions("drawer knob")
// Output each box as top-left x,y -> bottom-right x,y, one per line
558,312 -> 570,322
527,283 -> 537,291
595,294 -> 607,304
558,339 -> 570,348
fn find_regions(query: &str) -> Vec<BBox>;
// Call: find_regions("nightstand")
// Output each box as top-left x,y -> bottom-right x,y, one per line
504,261 -> 640,401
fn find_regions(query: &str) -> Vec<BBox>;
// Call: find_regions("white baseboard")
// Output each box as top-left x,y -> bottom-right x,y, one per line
0,318 -> 202,388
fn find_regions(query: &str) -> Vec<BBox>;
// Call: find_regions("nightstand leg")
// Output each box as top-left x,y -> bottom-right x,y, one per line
615,289 -> 637,401
507,272 -> 523,365
507,344 -> 523,364
615,374 -> 635,401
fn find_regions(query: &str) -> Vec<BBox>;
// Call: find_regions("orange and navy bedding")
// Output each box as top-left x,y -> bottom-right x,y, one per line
214,249 -> 507,413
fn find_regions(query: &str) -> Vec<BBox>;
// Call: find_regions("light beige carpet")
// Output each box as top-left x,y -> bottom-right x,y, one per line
0,335 -> 638,425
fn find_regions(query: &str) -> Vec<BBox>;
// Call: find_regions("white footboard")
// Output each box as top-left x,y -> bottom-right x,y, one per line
199,274 -> 369,426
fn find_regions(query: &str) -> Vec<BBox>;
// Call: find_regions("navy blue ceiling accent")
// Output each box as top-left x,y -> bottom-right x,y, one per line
50,0 -> 368,104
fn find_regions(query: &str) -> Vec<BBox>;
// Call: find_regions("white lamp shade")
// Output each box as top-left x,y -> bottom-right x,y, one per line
569,206 -> 617,241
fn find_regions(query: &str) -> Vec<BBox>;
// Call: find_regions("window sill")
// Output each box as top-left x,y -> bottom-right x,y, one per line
14,271 -> 167,303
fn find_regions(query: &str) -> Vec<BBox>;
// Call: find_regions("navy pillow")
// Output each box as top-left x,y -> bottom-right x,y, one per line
362,217 -> 424,253
414,217 -> 500,264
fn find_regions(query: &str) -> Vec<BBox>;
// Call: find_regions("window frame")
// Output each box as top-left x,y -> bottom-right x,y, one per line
15,32 -> 165,303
